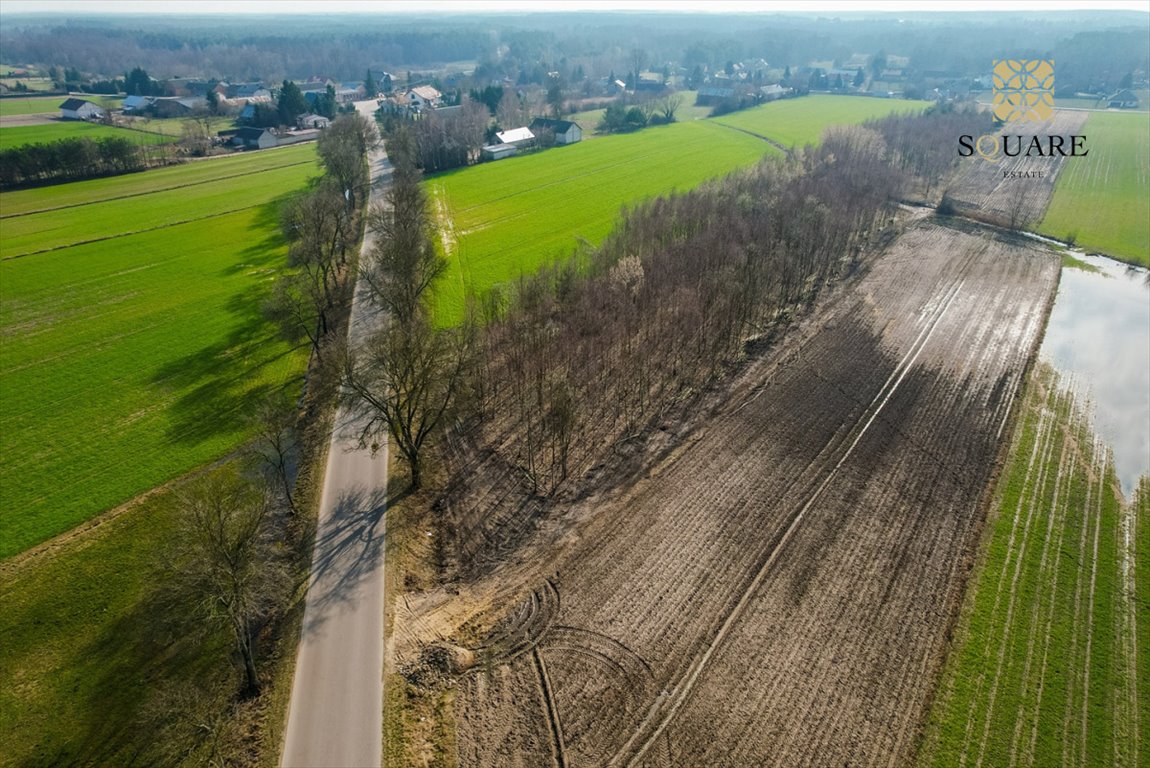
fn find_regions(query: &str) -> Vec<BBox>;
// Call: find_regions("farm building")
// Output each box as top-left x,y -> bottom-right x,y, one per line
219,126 -> 278,150
297,113 -> 331,129
121,95 -> 153,113
481,143 -> 518,161
528,117 -> 583,144
151,97 -> 207,118
58,98 -> 105,120
1107,89 -> 1140,109
495,126 -> 535,146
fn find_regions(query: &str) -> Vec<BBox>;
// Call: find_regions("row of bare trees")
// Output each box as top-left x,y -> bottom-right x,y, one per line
454,125 -> 901,500
342,123 -> 475,490
160,113 -> 378,711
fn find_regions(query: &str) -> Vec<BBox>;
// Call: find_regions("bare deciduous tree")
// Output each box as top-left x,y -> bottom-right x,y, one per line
166,470 -> 289,697
343,317 -> 473,490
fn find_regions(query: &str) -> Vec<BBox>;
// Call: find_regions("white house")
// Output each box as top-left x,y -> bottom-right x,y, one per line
59,98 -> 105,120
407,85 -> 442,111
495,126 -> 535,146
297,113 -> 331,129
528,118 -> 583,145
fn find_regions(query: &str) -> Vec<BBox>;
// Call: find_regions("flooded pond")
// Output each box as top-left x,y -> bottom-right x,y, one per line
1038,252 -> 1150,496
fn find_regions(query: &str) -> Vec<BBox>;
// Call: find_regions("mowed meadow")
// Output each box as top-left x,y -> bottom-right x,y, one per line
1039,111 -> 1150,267
0,145 -> 318,557
428,95 -> 929,325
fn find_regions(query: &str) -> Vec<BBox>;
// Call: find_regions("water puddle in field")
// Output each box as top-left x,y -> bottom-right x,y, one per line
1038,251 -> 1150,495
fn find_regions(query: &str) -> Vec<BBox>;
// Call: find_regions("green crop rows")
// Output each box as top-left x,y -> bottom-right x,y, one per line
0,144 -> 318,557
1039,111 -> 1150,267
919,364 -> 1146,768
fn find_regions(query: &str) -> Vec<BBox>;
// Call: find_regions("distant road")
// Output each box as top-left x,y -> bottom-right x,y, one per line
281,101 -> 392,768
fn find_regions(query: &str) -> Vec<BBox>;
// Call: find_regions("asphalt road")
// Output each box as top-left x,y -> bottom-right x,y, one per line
281,110 -> 392,768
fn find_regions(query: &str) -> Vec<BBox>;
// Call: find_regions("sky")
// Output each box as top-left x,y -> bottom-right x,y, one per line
3,0 -> 1148,13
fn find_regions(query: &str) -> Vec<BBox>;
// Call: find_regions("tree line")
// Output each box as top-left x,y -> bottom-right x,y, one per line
139,112 -> 377,762
336,106 -> 995,576
0,134 -> 149,189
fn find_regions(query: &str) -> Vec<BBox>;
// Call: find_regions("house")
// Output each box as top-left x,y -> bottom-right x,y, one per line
481,143 -> 518,161
695,86 -> 735,105
407,85 -> 442,111
334,85 -> 362,104
495,126 -> 535,146
227,82 -> 270,100
528,117 -> 582,145
609,78 -> 627,95
760,83 -> 792,101
1108,89 -> 1140,109
219,126 -> 278,150
297,113 -> 330,129
59,98 -> 105,120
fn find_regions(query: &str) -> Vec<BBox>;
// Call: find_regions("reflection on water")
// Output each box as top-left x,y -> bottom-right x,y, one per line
1039,254 -> 1150,496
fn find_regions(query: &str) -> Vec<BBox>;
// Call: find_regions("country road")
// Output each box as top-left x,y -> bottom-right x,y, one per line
281,103 -> 392,768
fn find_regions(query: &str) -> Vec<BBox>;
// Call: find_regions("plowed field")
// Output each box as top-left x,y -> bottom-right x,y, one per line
946,111 -> 1088,227
408,219 -> 1061,766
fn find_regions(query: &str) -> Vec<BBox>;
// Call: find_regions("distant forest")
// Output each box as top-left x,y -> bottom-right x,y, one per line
2,10 -> 1147,93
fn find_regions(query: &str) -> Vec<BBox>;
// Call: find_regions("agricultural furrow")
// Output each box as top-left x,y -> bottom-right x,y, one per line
1007,399 -> 1076,768
1059,434 -> 1099,768
955,381 -> 1058,767
969,384 -> 1064,768
1078,449 -> 1108,768
0,159 -> 314,219
1,202 -> 269,260
615,269 -> 972,767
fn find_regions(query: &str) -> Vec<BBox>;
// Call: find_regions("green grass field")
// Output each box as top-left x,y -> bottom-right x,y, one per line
0,120 -> 173,150
428,94 -> 932,326
427,119 -> 772,325
0,145 -> 318,558
710,94 -> 931,147
567,91 -> 714,136
0,480 -> 231,767
919,365 -> 1146,768
0,95 -> 69,116
1039,112 -> 1150,267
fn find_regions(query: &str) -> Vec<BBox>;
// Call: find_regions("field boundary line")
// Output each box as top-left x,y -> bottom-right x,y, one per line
612,273 -> 967,768
1,203 -> 269,261
0,160 -> 314,220
709,120 -> 791,154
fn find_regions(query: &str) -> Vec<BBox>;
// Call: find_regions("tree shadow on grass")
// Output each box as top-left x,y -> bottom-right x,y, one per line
20,580 -> 234,768
149,192 -> 306,448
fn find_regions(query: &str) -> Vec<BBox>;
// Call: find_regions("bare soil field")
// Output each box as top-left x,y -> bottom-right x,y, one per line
394,218 -> 1060,766
945,111 -> 1088,228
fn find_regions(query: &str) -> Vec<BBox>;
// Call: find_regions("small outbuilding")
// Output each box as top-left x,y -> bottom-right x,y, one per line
481,143 -> 518,161
59,98 -> 105,121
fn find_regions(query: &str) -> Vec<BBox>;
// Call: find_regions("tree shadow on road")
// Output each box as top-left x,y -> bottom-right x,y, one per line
300,478 -> 387,637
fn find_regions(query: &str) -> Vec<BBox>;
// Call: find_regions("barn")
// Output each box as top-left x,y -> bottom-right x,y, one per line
58,98 -> 105,121
528,117 -> 583,145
